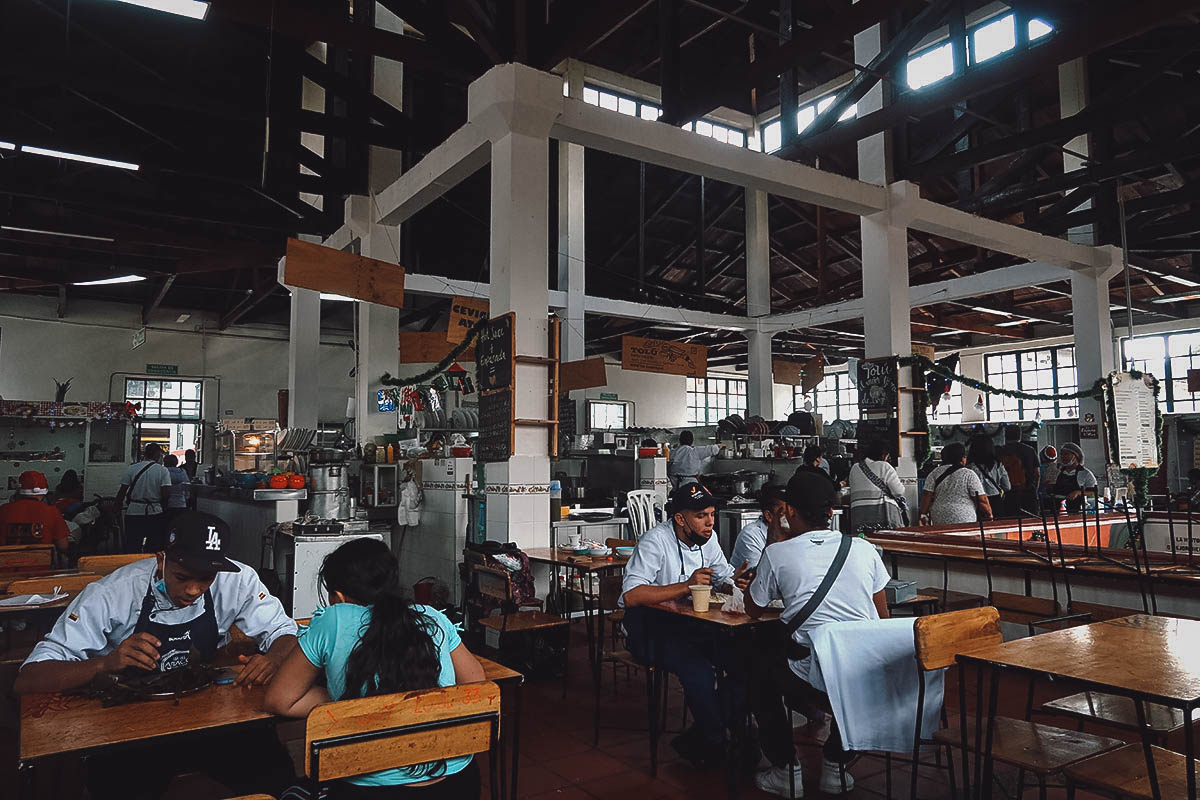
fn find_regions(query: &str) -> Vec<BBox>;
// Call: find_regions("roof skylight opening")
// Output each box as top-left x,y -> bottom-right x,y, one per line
113,0 -> 209,20
973,14 -> 1016,63
907,42 -> 955,90
1028,19 -> 1054,40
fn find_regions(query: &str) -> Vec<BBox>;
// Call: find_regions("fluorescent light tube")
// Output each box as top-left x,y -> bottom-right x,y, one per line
1,225 -> 114,242
0,141 -> 15,150
73,275 -> 146,286
22,145 -> 139,171
112,0 -> 210,19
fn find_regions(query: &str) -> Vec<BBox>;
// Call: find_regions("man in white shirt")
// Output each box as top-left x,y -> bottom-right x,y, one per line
15,511 -> 299,799
730,484 -> 789,571
667,430 -> 723,488
116,443 -> 174,552
744,474 -> 891,797
621,482 -> 745,765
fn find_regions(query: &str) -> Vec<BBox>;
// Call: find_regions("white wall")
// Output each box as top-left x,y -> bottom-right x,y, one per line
0,295 -> 355,422
583,359 -> 689,428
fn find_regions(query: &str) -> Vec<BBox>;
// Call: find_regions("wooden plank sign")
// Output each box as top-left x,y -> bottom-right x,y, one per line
399,332 -> 474,363
621,336 -> 707,378
477,389 -> 514,462
560,357 -> 608,392
447,296 -> 489,344
773,357 -> 823,393
283,238 -> 405,307
475,313 -> 515,392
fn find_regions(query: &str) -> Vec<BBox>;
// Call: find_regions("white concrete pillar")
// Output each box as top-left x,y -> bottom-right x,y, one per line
745,187 -> 774,418
469,65 -> 563,551
557,63 -> 586,365
285,232 -> 324,429
370,2 -> 405,194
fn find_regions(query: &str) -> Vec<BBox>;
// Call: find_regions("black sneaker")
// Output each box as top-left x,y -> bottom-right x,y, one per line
670,727 -> 723,769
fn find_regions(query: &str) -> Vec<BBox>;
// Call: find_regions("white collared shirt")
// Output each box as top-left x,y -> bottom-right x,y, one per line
667,444 -> 721,479
731,517 -> 768,570
22,557 -> 297,667
619,519 -> 734,607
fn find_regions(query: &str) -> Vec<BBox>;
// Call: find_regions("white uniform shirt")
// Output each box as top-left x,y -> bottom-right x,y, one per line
730,517 -> 769,571
619,519 -> 734,607
121,460 -> 173,516
749,530 -> 891,681
667,444 -> 721,482
23,557 -> 297,667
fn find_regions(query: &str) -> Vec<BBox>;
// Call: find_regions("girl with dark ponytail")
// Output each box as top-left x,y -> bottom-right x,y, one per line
266,538 -> 485,798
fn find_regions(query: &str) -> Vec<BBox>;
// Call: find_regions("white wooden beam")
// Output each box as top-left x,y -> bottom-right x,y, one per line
374,122 -> 490,225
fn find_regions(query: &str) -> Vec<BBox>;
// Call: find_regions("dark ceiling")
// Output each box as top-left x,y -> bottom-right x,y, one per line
1,0 -> 1198,367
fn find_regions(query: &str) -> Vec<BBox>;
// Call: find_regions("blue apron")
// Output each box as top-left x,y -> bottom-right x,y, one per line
132,573 -> 220,673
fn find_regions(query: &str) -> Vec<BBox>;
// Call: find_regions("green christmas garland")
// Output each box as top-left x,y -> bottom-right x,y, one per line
379,316 -> 489,387
897,353 -> 1105,402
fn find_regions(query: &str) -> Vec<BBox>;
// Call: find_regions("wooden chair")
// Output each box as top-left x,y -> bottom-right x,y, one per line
916,607 -> 1125,800
468,563 -> 569,691
303,682 -> 501,800
7,573 -> 103,596
0,543 -> 54,572
77,553 -> 154,575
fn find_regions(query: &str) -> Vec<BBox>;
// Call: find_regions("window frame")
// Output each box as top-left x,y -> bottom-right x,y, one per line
794,371 -> 859,422
983,345 -> 1077,421
581,84 -> 749,148
686,376 -> 748,425
124,378 -> 204,421
587,399 -> 632,431
1121,330 -> 1200,413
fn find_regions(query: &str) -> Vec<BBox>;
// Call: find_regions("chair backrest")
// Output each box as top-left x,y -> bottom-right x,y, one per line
913,606 -> 1002,672
605,538 -> 637,550
599,574 -> 624,612
77,553 -> 154,575
304,682 -> 501,783
471,564 -> 513,604
626,490 -> 658,540
0,544 -> 54,572
7,572 -> 103,596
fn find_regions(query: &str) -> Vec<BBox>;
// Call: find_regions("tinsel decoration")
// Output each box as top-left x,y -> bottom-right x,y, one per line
380,316 -> 489,388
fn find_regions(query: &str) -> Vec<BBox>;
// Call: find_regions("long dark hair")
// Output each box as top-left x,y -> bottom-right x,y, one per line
967,434 -> 997,471
318,538 -> 441,700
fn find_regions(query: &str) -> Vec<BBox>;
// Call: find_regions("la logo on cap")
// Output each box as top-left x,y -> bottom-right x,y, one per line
205,526 -> 222,551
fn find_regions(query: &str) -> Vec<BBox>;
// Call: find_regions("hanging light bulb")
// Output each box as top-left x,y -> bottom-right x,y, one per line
1034,409 -> 1043,421
974,393 -> 985,411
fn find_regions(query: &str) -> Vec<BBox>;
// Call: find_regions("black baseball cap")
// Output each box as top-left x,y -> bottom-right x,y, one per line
669,482 -> 721,513
165,511 -> 240,574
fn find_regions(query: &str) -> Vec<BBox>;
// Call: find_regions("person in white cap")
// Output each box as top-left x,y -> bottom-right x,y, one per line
1052,442 -> 1097,513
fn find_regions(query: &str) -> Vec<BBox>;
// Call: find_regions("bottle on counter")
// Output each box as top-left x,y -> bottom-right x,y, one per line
550,480 -> 562,522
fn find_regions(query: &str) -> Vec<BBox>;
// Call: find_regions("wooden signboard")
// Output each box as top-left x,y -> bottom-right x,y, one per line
858,358 -> 899,414
560,357 -> 608,392
912,344 -> 935,361
283,238 -> 405,307
477,389 -> 514,463
399,332 -> 474,364
773,359 -> 804,386
621,336 -> 707,378
476,313 -> 515,392
447,296 -> 489,344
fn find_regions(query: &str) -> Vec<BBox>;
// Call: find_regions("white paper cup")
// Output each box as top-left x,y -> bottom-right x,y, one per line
689,584 -> 712,612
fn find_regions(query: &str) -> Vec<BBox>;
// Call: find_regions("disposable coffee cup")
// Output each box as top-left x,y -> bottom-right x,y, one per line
689,584 -> 712,612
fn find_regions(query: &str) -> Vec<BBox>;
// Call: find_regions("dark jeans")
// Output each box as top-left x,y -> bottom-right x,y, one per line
1005,489 -> 1039,518
325,760 -> 481,799
126,512 -> 168,552
755,654 -> 850,767
622,606 -> 745,745
86,725 -> 295,800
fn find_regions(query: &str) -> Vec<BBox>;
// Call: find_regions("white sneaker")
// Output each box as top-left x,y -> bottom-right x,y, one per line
754,764 -> 804,798
819,758 -> 855,794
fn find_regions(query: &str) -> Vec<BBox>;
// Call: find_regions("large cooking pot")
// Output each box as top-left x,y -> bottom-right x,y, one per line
309,447 -> 351,464
308,463 -> 351,520
747,471 -> 773,493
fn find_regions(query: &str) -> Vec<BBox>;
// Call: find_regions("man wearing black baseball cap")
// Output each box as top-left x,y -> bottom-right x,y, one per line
15,510 -> 299,798
620,482 -> 750,765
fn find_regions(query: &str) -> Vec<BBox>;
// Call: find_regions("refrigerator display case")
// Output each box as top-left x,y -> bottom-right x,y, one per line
215,429 -> 276,474
360,463 -> 399,508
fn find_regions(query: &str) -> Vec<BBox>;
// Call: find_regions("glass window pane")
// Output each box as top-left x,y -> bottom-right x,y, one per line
907,42 -> 954,90
145,381 -> 161,399
727,130 -> 745,148
617,97 -> 636,116
695,120 -> 713,137
1028,19 -> 1053,40
598,92 -> 619,111
583,87 -> 599,105
973,14 -> 1015,63
763,120 -> 781,153
797,106 -> 816,133
639,104 -> 660,121
126,379 -> 145,398
161,381 -> 180,399
182,381 -> 202,400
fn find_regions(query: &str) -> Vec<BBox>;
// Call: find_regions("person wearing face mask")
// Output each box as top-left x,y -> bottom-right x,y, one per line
13,511 -> 299,798
731,484 -> 790,571
1051,442 -> 1097,513
620,482 -> 748,766
742,472 -> 890,796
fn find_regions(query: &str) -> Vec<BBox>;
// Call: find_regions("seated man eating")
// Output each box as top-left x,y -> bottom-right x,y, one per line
744,472 -> 891,797
13,510 -> 299,800
730,483 -> 789,571
620,482 -> 747,766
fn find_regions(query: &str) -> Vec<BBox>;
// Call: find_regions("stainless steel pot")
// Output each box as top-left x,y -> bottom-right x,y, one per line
747,472 -> 773,493
308,463 -> 351,519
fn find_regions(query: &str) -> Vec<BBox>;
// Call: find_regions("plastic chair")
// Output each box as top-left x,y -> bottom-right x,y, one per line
625,490 -> 659,540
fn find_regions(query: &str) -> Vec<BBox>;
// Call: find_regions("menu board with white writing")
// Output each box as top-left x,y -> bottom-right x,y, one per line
1108,371 -> 1159,469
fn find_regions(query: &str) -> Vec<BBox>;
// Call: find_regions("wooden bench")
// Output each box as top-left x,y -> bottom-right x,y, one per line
1065,743 -> 1200,800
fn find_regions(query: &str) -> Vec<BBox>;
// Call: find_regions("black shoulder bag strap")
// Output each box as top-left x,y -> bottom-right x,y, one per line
855,462 -> 910,526
932,464 -> 965,492
785,533 -> 855,637
125,462 -> 156,510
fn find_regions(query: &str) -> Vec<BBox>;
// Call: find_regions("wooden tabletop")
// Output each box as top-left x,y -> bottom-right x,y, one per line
524,547 -> 630,571
957,615 -> 1200,706
648,598 -> 781,628
477,654 -> 523,685
0,591 -> 73,616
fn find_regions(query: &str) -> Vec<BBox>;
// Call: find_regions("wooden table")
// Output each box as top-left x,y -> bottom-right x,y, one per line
956,615 -> 1200,800
642,598 -> 781,799
477,655 -> 524,800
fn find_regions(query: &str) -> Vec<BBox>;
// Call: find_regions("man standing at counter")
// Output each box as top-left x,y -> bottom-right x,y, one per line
620,483 -> 746,765
668,430 -> 724,489
14,510 -> 298,798
116,442 -> 173,552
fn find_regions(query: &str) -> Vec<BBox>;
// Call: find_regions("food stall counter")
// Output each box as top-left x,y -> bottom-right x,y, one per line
194,485 -> 306,568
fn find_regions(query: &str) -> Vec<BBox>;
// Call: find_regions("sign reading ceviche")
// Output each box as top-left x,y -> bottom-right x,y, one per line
621,336 -> 707,378
446,296 -> 489,344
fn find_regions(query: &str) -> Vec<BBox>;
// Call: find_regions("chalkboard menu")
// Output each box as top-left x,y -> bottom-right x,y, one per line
858,358 -> 898,415
476,312 -> 515,392
855,417 -> 900,464
477,389 -> 513,462
557,392 -> 577,456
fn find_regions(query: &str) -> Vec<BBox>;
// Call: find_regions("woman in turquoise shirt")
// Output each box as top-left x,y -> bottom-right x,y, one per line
266,538 -> 485,797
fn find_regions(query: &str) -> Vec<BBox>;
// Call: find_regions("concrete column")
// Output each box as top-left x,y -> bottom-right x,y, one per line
744,187 -> 774,417
370,2 -> 405,194
469,65 -> 562,551
557,63 -> 586,365
285,232 -> 323,429
1060,57 -> 1113,470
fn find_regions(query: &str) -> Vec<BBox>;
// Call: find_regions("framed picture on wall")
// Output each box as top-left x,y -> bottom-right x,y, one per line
615,434 -> 630,451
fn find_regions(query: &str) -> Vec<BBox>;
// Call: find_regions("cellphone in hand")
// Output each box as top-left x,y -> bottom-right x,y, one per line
213,667 -> 238,685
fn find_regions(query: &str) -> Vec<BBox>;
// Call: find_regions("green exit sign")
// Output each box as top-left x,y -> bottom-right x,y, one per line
599,392 -> 618,401
146,363 -> 179,376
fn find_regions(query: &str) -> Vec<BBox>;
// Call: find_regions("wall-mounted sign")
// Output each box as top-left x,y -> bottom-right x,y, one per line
131,327 -> 147,350
475,313 -> 515,392
1108,371 -> 1159,469
447,296 -> 489,344
857,358 -> 899,414
145,363 -> 178,376
621,336 -> 707,378
599,392 -> 619,401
